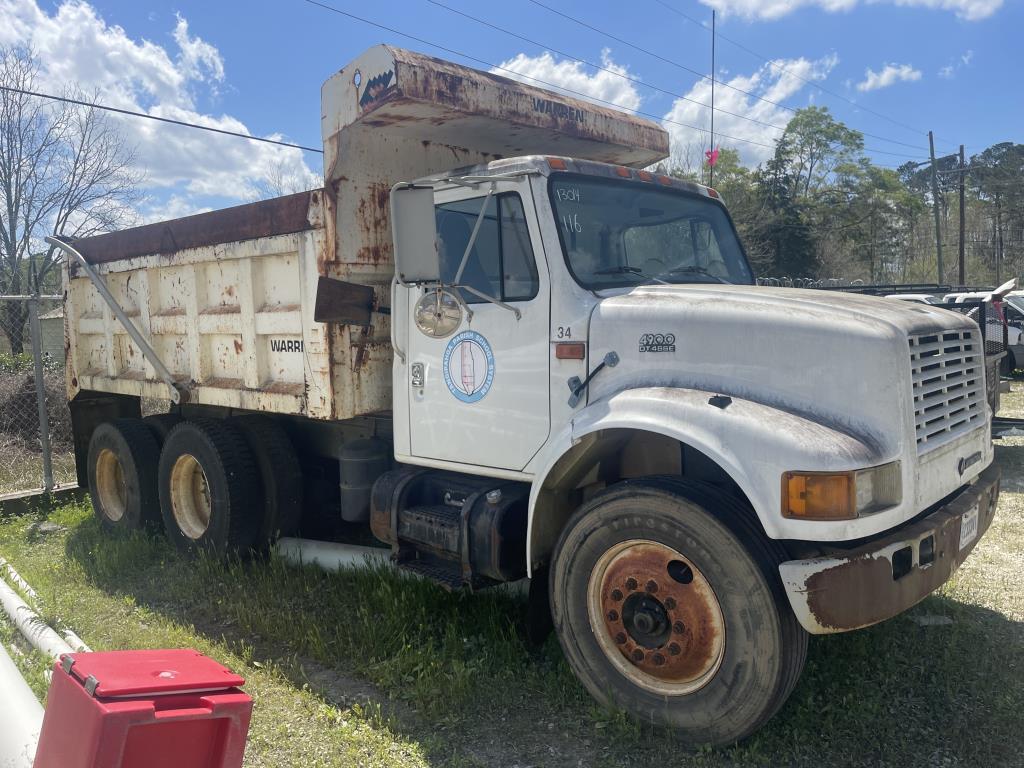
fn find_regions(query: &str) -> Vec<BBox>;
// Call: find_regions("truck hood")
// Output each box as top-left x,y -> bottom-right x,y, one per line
586,284 -> 977,455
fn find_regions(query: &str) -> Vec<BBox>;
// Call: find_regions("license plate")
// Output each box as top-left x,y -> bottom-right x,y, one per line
959,505 -> 979,551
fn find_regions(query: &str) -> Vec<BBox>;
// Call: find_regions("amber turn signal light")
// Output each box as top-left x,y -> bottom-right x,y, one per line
782,471 -> 856,520
555,342 -> 586,360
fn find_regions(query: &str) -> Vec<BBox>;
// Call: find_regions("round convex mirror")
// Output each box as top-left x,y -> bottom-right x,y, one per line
414,289 -> 462,338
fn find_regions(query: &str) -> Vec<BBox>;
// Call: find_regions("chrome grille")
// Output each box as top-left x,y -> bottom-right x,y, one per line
910,329 -> 986,452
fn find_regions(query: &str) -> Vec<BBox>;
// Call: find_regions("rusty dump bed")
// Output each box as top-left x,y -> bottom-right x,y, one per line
63,45 -> 670,423
73,191 -> 318,266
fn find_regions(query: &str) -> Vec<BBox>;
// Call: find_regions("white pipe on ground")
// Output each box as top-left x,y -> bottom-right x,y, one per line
274,538 -> 530,597
0,643 -> 43,768
275,538 -> 389,571
0,578 -> 73,660
0,558 -> 90,653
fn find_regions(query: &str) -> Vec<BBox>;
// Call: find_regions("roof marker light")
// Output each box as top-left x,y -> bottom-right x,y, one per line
546,157 -> 567,170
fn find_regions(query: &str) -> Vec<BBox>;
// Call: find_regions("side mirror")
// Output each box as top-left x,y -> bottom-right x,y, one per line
391,184 -> 438,285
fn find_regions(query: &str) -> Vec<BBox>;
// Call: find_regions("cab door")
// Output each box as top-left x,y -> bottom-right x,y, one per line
405,178 -> 550,472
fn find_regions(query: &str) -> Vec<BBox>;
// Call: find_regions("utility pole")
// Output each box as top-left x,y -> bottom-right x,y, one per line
928,131 -> 944,284
958,144 -> 966,286
708,9 -> 716,188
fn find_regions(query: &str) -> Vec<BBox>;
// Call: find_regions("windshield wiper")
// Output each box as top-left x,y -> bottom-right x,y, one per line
593,265 -> 669,285
667,265 -> 731,284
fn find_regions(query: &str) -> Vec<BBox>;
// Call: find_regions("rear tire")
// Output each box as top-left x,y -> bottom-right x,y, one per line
232,414 -> 303,545
87,419 -> 161,534
549,478 -> 807,745
143,413 -> 182,447
158,419 -> 260,554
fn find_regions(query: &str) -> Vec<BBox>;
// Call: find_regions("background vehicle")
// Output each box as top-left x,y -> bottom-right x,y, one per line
886,293 -> 941,304
55,46 -> 1000,745
945,290 -> 1019,372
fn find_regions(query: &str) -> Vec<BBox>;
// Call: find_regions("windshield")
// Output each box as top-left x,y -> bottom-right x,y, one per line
549,174 -> 753,289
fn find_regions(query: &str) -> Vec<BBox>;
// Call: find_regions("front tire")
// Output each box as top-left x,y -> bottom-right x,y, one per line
549,478 -> 806,745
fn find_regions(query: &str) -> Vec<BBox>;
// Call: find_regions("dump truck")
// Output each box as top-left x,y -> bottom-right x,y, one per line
54,46 -> 1000,745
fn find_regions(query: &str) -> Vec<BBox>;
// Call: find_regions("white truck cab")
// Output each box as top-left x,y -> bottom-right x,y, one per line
59,45 -> 1000,746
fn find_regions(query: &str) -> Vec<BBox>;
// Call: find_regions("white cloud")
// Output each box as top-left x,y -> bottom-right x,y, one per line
173,13 -> 225,88
138,194 -> 213,224
938,49 -> 974,79
856,63 -> 922,91
700,0 -> 1001,21
0,0 -> 319,208
661,54 -> 838,165
492,49 -> 642,112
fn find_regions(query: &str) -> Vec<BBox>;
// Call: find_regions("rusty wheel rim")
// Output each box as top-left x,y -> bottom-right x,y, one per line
587,539 -> 726,696
169,454 -> 212,540
95,448 -> 127,522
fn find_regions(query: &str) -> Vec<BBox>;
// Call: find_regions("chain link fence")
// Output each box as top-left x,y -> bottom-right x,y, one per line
0,295 -> 75,495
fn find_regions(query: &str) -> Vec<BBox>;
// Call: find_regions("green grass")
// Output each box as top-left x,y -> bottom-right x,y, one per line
1,401 -> 1024,765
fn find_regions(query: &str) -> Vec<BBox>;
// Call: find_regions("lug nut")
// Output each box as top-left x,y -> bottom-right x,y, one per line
631,649 -> 645,662
615,632 -> 627,644
652,653 -> 665,666
646,580 -> 658,593
673,621 -> 685,635
625,577 -> 638,591
664,597 -> 677,610
611,589 -> 623,601
668,643 -> 681,656
607,610 -> 619,622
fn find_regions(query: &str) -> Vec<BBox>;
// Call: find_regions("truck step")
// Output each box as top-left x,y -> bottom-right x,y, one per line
398,558 -> 495,592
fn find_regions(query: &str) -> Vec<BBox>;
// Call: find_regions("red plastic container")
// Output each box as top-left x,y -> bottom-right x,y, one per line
33,649 -> 252,768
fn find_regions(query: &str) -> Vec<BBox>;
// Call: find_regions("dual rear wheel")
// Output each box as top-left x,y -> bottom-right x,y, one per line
87,415 -> 302,553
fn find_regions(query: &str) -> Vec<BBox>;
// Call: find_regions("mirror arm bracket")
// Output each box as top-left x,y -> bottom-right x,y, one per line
451,284 -> 521,320
453,186 -> 495,285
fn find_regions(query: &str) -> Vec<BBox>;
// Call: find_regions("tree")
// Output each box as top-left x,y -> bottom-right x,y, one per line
970,143 -> 1024,281
0,46 -> 141,352
768,106 -> 864,200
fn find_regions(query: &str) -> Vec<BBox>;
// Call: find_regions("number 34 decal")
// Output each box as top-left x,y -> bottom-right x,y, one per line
555,326 -> 572,339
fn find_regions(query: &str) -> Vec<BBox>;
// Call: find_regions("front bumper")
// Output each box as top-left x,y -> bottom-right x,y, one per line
779,463 -> 1000,634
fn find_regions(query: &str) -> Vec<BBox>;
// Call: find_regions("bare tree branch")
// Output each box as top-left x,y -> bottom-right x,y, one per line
0,46 -> 141,352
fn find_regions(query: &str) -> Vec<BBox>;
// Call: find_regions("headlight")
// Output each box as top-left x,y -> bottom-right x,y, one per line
782,462 -> 901,520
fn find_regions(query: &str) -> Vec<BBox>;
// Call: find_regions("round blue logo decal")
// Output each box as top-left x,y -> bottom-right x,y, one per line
443,330 -> 495,403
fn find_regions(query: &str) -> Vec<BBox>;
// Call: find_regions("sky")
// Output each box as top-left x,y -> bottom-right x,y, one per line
1,0 -> 1020,222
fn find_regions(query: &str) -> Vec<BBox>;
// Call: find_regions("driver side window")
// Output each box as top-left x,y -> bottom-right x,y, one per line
435,194 -> 539,304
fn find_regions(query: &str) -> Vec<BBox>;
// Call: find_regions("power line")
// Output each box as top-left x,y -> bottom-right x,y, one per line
650,0 -> 953,150
427,0 -> 790,135
525,0 -> 796,113
522,0 -> 927,160
0,85 -> 324,153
